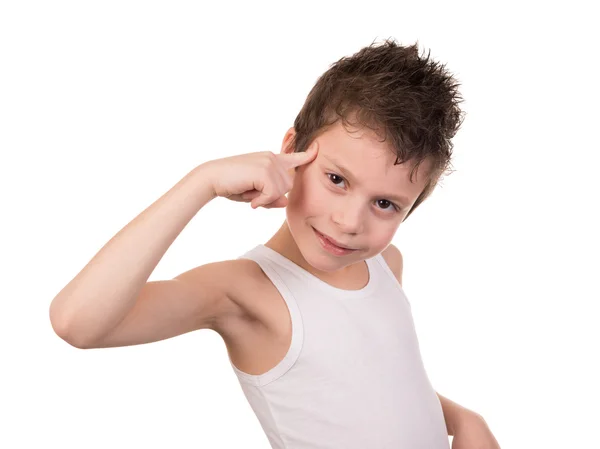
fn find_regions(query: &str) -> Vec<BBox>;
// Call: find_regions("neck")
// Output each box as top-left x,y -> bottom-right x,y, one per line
264,220 -> 361,280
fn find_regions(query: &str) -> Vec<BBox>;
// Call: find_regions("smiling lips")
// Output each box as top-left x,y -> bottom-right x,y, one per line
313,227 -> 356,250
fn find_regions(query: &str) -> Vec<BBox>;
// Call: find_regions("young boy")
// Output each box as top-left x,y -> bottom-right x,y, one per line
49,39 -> 500,448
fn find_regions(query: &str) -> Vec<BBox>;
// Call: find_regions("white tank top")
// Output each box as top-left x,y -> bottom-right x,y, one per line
230,244 -> 449,449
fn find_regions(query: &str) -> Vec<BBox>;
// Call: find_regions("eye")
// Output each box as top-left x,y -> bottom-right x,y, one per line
326,173 -> 400,212
327,173 -> 346,187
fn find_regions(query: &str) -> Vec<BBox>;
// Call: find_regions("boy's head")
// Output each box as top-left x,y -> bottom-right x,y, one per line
274,39 -> 464,271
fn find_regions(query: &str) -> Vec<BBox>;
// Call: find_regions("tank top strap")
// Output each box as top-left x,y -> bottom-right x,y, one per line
234,246 -> 304,387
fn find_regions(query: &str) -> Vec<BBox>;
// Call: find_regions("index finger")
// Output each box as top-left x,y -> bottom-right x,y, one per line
278,141 -> 319,169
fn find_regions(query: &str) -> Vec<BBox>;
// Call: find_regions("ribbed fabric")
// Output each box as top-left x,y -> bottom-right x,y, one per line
230,244 -> 449,449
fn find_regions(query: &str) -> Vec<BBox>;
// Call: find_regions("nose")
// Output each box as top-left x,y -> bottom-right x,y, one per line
331,202 -> 364,235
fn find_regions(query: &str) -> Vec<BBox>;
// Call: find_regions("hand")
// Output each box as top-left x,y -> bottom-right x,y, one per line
451,412 -> 501,449
205,141 -> 319,209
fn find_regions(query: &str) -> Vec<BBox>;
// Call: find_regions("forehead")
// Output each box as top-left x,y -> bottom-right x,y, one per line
313,120 -> 431,201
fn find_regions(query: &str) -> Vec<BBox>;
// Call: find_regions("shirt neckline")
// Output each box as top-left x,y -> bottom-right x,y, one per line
255,244 -> 379,299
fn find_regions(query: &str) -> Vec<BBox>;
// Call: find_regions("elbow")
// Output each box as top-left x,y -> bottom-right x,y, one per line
53,324 -> 93,349
49,303 -> 91,349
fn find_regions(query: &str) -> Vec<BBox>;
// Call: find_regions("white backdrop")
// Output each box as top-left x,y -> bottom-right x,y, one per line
1,1 -> 598,448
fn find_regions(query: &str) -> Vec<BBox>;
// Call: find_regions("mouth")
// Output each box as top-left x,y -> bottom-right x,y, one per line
312,227 -> 357,251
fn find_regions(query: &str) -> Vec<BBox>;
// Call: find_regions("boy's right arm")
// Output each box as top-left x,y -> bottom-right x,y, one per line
49,145 -> 319,349
49,162 -> 240,349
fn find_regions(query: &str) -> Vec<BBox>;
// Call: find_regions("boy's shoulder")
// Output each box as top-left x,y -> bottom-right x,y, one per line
382,243 -> 404,286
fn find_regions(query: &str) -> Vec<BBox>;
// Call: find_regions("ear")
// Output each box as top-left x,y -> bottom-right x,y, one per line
280,127 -> 296,156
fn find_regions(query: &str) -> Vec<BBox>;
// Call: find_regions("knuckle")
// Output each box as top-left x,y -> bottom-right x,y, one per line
262,154 -> 277,170
265,151 -> 277,163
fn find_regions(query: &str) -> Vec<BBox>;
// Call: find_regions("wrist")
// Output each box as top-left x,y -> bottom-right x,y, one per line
192,162 -> 218,200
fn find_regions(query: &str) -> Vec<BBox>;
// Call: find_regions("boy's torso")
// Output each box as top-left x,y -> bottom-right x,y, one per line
214,246 -> 400,376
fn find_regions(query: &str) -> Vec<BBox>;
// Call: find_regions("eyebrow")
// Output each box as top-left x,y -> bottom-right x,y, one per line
321,154 -> 411,206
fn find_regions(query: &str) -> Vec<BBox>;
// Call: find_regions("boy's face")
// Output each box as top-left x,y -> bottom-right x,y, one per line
277,120 -> 432,273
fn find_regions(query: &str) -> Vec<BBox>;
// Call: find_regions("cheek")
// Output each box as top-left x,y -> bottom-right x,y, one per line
372,230 -> 396,247
304,175 -> 332,212
288,170 -> 325,207
373,225 -> 400,250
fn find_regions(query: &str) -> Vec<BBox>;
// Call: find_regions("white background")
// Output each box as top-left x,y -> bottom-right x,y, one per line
1,1 -> 598,448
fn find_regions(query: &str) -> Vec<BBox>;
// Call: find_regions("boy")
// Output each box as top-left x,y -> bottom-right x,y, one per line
49,39 -> 500,448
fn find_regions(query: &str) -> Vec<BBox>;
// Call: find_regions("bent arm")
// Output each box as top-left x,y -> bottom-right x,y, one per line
436,392 -> 481,435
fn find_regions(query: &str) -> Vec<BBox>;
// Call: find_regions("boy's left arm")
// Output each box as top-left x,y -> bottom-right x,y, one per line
437,392 -> 475,436
384,244 -> 501,448
436,393 -> 501,448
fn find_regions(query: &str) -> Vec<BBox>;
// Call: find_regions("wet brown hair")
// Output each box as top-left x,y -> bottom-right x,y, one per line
289,38 -> 465,220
